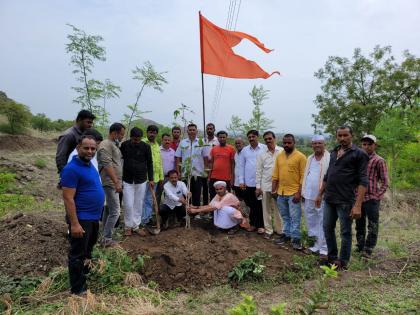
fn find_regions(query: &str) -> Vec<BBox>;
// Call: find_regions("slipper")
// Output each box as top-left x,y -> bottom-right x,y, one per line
246,226 -> 256,232
257,228 -> 265,234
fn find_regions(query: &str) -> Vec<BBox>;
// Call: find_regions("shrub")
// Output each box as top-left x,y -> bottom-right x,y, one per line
31,113 -> 52,132
228,252 -> 270,284
228,294 -> 257,315
34,158 -> 47,169
0,101 -> 32,134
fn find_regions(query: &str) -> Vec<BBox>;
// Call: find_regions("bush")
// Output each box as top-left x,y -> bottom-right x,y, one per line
0,101 -> 32,134
31,113 -> 52,132
34,158 -> 47,169
0,173 -> 16,193
228,252 -> 270,284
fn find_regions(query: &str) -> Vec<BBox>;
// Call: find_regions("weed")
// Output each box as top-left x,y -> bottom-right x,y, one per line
270,302 -> 287,315
228,251 -> 270,285
0,172 -> 16,193
34,158 -> 47,169
281,255 -> 319,283
0,274 -> 42,299
228,294 -> 257,315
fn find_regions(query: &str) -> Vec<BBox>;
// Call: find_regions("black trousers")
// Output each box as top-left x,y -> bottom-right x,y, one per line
356,199 -> 380,253
68,220 -> 99,294
186,176 -> 203,206
201,177 -> 209,205
243,186 -> 264,228
209,178 -> 232,201
159,204 -> 186,224
233,186 -> 244,201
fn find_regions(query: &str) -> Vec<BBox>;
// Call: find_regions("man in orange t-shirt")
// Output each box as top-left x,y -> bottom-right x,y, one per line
209,131 -> 236,200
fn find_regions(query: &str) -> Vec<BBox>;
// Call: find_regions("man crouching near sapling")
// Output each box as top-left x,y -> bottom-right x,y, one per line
188,181 -> 248,234
61,135 -> 105,295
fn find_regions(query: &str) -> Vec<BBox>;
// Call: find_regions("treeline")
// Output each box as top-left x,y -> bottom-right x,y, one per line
0,91 -> 73,134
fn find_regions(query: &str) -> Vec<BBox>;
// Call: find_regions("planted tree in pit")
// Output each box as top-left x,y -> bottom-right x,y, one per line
123,61 -> 167,136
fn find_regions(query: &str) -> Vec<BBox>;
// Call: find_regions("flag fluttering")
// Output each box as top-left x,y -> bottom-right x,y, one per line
199,12 -> 280,79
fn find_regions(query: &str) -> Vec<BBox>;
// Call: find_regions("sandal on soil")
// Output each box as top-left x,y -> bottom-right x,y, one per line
263,233 -> 273,240
133,228 -> 147,236
257,228 -> 265,234
246,226 -> 256,232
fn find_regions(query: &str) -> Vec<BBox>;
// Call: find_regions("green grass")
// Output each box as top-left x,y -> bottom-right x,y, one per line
33,158 -> 47,169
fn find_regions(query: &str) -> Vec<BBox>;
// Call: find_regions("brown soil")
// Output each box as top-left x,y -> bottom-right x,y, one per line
122,221 -> 297,291
0,134 -> 55,152
0,213 -> 68,277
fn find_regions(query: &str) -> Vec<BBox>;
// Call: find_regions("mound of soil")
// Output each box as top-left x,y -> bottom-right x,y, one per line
122,221 -> 296,291
0,135 -> 55,152
0,213 -> 68,277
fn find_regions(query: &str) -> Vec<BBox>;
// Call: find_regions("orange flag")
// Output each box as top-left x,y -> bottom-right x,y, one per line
199,12 -> 280,79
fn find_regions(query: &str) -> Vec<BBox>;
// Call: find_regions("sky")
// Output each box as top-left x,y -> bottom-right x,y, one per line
1,0 -> 419,134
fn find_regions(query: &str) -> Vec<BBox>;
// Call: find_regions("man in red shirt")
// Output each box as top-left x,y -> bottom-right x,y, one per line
170,126 -> 181,151
209,131 -> 236,200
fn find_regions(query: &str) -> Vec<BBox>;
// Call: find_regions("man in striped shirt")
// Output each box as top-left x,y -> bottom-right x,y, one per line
356,134 -> 389,258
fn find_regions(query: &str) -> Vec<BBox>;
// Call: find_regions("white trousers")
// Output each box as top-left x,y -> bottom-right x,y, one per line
304,199 -> 327,255
123,181 -> 147,229
262,192 -> 282,235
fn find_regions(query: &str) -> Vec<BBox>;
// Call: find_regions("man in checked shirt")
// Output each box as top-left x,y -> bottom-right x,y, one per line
356,134 -> 389,258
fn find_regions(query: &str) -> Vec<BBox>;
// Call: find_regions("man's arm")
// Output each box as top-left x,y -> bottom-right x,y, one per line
271,154 -> 280,194
377,159 -> 389,198
56,134 -> 75,173
315,181 -> 326,208
62,187 -> 85,238
230,153 -> 235,186
145,145 -> 154,186
293,155 -> 307,203
98,145 -> 122,192
351,151 -> 369,219
238,150 -> 246,189
175,157 -> 182,175
255,154 -> 263,196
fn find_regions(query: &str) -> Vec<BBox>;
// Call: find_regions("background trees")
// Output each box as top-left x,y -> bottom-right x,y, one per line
313,46 -> 419,140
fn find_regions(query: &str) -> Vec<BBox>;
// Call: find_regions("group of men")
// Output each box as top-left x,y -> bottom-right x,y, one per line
57,110 -> 388,295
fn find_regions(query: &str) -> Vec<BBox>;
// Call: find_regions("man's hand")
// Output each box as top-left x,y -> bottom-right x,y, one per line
179,197 -> 187,205
255,188 -> 262,197
315,194 -> 322,208
239,183 -> 246,190
149,181 -> 155,189
158,180 -> 164,188
115,181 -> 122,193
187,206 -> 198,214
350,205 -> 362,220
292,191 -> 301,204
71,223 -> 85,238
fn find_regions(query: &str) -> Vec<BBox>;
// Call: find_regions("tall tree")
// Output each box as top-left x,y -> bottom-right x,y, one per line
227,85 -> 273,136
313,46 -> 419,139
123,61 -> 168,135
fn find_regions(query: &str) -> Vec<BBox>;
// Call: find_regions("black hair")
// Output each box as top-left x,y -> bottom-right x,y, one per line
167,169 -> 179,177
206,123 -> 215,129
77,134 -> 96,144
76,110 -> 95,121
336,125 -> 353,135
172,126 -> 181,132
247,129 -> 259,137
147,125 -> 159,133
187,123 -> 197,129
283,133 -> 295,142
217,130 -> 228,137
130,127 -> 143,138
82,129 -> 103,142
109,123 -> 125,134
263,131 -> 275,138
162,133 -> 171,138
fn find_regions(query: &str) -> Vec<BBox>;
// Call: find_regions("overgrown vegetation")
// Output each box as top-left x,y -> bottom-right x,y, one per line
228,251 -> 270,285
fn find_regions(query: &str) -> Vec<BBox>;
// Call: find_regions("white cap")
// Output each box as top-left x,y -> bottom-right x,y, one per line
213,181 -> 227,188
361,134 -> 377,143
311,135 -> 325,142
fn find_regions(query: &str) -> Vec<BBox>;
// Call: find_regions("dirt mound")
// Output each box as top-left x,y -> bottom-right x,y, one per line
0,135 -> 55,152
0,213 -> 68,277
122,221 -> 296,291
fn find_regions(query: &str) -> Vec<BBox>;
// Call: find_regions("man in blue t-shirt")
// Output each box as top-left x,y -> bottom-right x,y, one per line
61,135 -> 105,295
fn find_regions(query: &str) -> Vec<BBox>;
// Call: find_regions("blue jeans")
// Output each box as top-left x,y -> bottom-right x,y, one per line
323,202 -> 353,264
277,195 -> 302,240
142,185 -> 157,225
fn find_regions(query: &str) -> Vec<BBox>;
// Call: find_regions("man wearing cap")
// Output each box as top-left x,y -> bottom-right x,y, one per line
302,135 -> 330,258
316,126 -> 369,269
188,181 -> 246,234
356,134 -> 389,258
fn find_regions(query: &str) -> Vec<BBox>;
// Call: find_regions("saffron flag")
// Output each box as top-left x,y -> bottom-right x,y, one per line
199,12 -> 280,79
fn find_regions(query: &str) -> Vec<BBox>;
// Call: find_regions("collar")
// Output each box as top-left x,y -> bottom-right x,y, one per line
160,146 -> 173,152
265,145 -> 281,153
73,125 -> 83,135
334,144 -> 357,152
72,155 -> 91,167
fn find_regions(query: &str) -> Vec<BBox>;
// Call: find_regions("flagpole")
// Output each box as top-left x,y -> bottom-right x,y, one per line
199,11 -> 206,140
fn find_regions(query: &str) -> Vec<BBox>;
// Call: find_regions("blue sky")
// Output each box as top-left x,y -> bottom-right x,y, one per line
0,0 -> 419,134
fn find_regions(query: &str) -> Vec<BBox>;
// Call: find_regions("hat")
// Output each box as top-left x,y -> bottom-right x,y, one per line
311,135 -> 325,142
361,134 -> 377,143
213,181 -> 227,188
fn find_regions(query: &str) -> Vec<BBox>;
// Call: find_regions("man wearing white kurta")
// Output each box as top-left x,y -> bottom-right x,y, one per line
302,135 -> 330,256
255,131 -> 283,239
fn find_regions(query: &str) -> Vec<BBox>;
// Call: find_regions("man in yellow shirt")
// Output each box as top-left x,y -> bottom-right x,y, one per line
272,134 -> 307,250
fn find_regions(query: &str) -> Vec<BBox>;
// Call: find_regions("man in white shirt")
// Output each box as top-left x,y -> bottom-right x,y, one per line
175,123 -> 208,206
302,135 -> 330,257
160,170 -> 189,228
203,123 -> 219,205
256,131 -> 283,239
233,137 -> 245,199
238,130 -> 266,233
